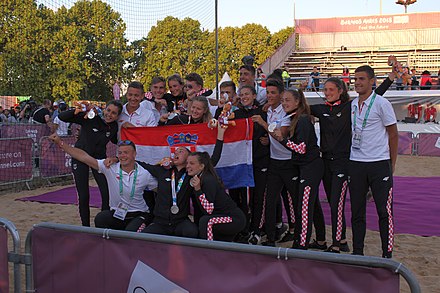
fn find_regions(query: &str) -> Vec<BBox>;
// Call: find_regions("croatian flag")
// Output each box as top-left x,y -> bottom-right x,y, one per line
121,118 -> 254,189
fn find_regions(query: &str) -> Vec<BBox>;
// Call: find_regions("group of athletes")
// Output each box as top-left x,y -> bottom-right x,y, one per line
50,58 -> 399,258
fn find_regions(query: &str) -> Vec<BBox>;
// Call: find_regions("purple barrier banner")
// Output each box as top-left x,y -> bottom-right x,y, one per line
40,136 -> 77,178
418,133 -> 440,156
0,138 -> 33,183
0,124 -> 51,143
398,131 -> 413,155
0,226 -> 8,293
32,227 -> 399,293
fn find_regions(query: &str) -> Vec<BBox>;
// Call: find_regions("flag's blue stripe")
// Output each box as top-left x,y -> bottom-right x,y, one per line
216,164 -> 255,189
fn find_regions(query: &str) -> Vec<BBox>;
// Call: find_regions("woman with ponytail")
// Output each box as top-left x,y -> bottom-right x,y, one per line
187,151 -> 246,241
270,88 -> 323,250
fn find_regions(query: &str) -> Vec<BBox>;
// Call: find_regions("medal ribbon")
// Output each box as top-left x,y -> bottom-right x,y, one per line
119,164 -> 138,201
171,171 -> 186,208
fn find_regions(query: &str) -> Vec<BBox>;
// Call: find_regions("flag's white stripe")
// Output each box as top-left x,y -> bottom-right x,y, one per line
135,140 -> 252,167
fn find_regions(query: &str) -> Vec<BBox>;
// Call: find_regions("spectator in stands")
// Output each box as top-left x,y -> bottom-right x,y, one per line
342,67 -> 350,90
58,100 -> 122,227
52,102 -> 69,136
239,65 -> 267,105
396,66 -> 411,90
257,67 -> 266,88
407,100 -> 422,122
349,65 -> 398,258
118,81 -> 158,131
50,135 -> 156,231
420,70 -> 433,90
410,69 -> 419,90
424,102 -> 437,123
282,67 -> 290,88
310,66 -> 321,92
188,151 -> 246,241
164,74 -> 187,113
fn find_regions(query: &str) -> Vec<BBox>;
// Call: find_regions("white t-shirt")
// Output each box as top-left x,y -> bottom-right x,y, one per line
97,160 -> 157,212
350,92 -> 397,162
53,116 -> 69,136
267,104 -> 292,160
118,102 -> 158,130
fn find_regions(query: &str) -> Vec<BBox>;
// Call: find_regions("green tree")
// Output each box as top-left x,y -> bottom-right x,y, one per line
270,26 -> 294,51
50,0 -> 127,101
0,0 -> 53,100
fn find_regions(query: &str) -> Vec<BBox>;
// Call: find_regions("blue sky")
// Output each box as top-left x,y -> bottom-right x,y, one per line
37,0 -> 438,41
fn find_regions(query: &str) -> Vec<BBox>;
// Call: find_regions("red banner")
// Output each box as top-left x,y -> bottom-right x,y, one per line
32,227 -> 399,293
0,225 -> 8,293
418,133 -> 440,156
398,131 -> 413,155
296,12 -> 440,34
0,138 -> 33,183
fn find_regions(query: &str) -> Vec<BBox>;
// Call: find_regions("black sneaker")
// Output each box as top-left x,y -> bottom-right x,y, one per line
326,245 -> 340,253
308,239 -> 328,250
340,242 -> 350,252
262,240 -> 276,247
275,224 -> 288,241
382,252 -> 392,258
278,232 -> 295,243
248,233 -> 261,245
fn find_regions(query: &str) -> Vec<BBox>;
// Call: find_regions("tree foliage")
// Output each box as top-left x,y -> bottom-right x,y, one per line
1,1 -> 293,101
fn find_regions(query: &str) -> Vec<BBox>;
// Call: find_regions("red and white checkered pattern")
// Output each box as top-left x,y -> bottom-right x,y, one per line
206,216 -> 233,241
286,141 -> 306,154
300,186 -> 311,246
137,223 -> 146,233
259,192 -> 266,229
198,193 -> 214,214
287,190 -> 295,225
386,187 -> 394,252
336,180 -> 348,241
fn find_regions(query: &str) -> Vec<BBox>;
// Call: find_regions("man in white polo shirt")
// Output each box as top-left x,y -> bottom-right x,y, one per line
118,81 -> 158,131
50,134 -> 157,231
349,65 -> 398,258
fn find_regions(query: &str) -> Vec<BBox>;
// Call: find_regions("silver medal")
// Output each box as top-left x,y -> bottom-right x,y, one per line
168,112 -> 177,119
170,205 -> 179,214
268,122 -> 277,133
87,110 -> 95,119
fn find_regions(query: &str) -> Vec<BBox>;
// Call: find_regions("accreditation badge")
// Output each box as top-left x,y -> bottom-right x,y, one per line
352,131 -> 362,149
113,202 -> 129,220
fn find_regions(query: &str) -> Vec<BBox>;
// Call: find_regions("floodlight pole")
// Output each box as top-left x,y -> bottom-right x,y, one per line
215,0 -> 219,100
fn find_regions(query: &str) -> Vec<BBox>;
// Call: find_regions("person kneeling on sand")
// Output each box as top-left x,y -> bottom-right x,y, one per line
49,134 -> 157,231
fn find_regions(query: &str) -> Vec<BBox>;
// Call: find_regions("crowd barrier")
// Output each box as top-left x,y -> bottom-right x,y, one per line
22,223 -> 420,293
0,124 -> 439,187
417,133 -> 440,156
0,218 -> 21,293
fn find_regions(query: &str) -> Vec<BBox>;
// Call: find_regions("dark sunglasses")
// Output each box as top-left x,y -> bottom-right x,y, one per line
118,140 -> 135,148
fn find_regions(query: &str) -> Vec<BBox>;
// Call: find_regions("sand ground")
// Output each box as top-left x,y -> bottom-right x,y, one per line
1,155 -> 439,292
